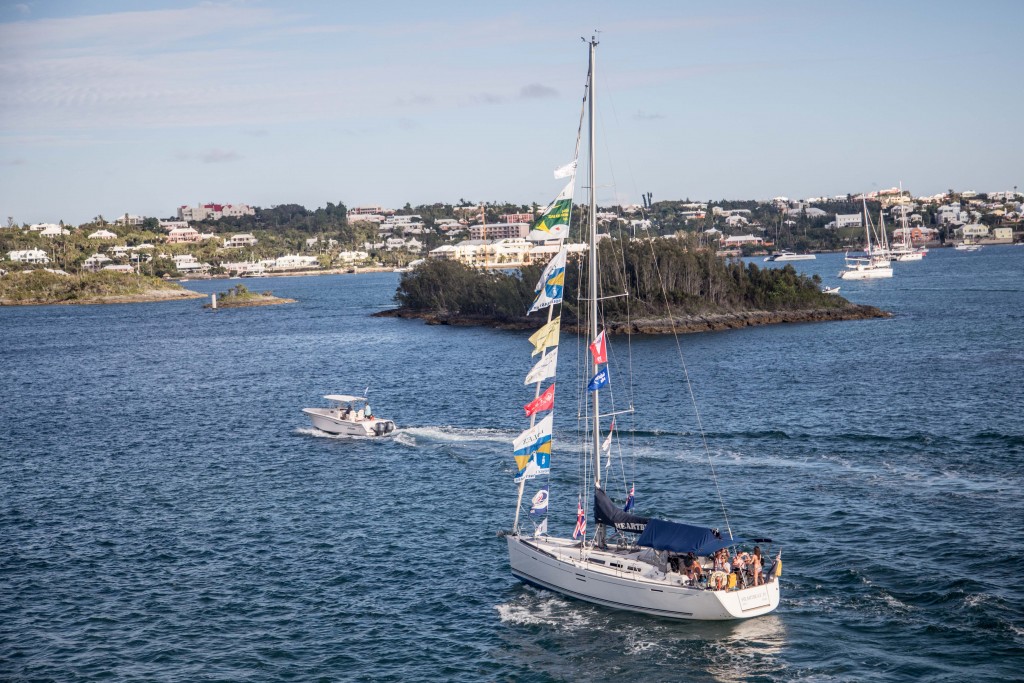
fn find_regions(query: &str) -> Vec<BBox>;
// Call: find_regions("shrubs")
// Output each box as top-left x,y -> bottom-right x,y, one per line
0,270 -> 180,303
395,241 -> 844,322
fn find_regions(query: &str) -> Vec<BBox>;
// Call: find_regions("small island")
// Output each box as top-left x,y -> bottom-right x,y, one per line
203,283 -> 294,308
375,238 -> 890,333
0,270 -> 204,306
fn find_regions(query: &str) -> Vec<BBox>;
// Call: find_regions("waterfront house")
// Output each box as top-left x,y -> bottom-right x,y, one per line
101,264 -> 135,273
172,254 -> 209,274
722,234 -> 764,247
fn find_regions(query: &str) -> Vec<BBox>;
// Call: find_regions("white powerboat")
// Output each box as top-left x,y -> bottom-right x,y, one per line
823,286 -> 841,295
764,251 -> 816,262
303,395 -> 396,437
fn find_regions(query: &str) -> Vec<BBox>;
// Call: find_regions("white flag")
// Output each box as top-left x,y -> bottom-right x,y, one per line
534,518 -> 548,537
524,349 -> 558,385
553,159 -> 577,179
602,419 -> 615,468
513,413 -> 553,452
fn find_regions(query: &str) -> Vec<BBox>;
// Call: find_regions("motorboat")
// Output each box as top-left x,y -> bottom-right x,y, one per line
823,286 -> 841,295
303,394 -> 397,437
955,242 -> 982,252
764,251 -> 816,262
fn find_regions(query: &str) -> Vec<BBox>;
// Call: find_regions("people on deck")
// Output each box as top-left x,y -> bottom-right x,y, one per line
684,553 -> 703,584
750,546 -> 764,586
364,404 -> 373,419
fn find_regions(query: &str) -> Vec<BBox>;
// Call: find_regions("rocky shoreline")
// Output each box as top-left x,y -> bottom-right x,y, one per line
373,304 -> 891,333
203,294 -> 295,308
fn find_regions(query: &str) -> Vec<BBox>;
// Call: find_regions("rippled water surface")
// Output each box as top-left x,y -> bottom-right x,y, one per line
2,248 -> 1022,681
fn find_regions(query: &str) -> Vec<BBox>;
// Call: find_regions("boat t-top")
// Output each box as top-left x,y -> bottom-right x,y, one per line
303,395 -> 396,437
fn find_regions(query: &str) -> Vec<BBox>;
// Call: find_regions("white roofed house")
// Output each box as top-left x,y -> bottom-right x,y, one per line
172,254 -> 210,274
722,234 -> 764,247
88,229 -> 118,240
40,225 -> 70,237
724,215 -> 749,227
224,233 -> 257,248
83,253 -> 112,271
114,214 -> 144,227
167,227 -> 202,244
7,249 -> 50,264
337,250 -> 370,264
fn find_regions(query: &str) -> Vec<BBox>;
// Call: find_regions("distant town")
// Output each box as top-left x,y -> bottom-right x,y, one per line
3,186 -> 1022,278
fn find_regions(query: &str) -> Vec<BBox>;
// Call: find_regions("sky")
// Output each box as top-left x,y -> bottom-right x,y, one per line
1,0 -> 1022,225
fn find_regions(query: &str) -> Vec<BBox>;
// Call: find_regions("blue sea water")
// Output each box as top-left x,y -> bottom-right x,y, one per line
1,247 -> 1022,682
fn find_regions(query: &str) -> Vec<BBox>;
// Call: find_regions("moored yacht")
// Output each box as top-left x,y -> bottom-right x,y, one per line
764,251 -> 816,262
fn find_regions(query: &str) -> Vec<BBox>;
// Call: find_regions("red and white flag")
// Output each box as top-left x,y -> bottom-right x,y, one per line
573,495 -> 587,539
589,330 -> 607,364
524,384 -> 555,417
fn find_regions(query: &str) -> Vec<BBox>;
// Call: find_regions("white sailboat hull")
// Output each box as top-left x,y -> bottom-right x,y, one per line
839,264 -> 893,280
507,535 -> 780,621
894,251 -> 924,261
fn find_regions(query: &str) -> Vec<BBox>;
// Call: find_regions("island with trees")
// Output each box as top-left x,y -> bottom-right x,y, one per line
377,236 -> 889,333
203,283 -> 294,309
0,270 -> 203,306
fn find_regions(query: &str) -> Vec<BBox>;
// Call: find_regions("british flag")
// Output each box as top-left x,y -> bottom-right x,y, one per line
573,495 -> 586,539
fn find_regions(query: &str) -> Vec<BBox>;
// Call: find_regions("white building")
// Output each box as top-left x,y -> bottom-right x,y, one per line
262,254 -> 318,271
167,227 -> 202,244
159,220 -> 190,231
224,233 -> 258,248
835,213 -> 863,228
725,215 -> 749,227
722,234 -> 764,246
177,203 -> 254,221
337,250 -> 370,264
114,214 -> 144,226
88,229 -> 118,240
7,249 -> 49,264
83,253 -> 112,271
40,225 -> 70,237
937,204 -> 966,225
101,264 -> 135,273
468,223 -> 528,240
172,254 -> 209,274
29,223 -> 61,232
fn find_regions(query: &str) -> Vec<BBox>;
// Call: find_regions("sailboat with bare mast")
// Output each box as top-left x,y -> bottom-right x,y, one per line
502,37 -> 781,621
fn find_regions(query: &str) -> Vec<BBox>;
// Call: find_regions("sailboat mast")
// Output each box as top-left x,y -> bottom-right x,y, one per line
587,37 -> 602,489
862,196 -> 872,254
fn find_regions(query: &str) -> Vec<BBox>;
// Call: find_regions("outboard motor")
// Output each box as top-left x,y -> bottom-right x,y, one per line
374,422 -> 386,436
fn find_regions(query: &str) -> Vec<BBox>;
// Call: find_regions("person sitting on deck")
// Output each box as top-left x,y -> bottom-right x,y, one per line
684,553 -> 703,584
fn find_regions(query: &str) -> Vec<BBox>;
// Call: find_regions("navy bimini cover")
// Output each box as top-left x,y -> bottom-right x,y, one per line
593,488 -> 649,533
636,518 -> 749,555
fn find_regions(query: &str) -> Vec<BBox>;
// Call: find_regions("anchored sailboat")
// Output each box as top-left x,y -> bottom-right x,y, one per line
502,38 -> 781,621
839,198 -> 893,280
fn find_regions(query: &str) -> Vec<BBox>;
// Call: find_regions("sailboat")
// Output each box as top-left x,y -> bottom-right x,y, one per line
502,37 -> 781,621
890,184 -> 925,262
839,198 -> 893,280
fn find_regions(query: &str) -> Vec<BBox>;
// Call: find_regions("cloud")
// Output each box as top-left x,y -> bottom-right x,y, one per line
634,110 -> 666,121
15,4 -> 30,16
200,149 -> 241,163
5,157 -> 28,165
519,83 -> 557,100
